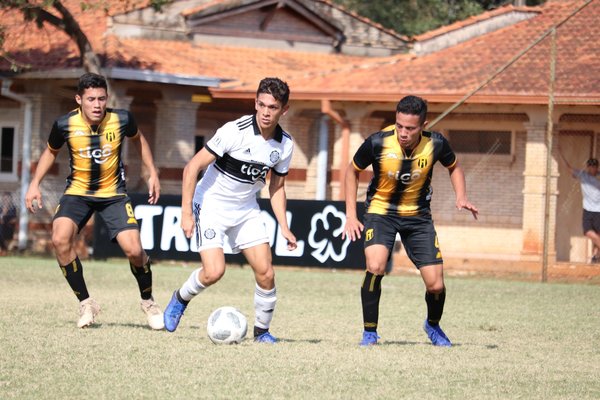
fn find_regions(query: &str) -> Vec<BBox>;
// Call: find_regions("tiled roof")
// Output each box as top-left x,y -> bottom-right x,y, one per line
104,36 -> 371,85
1,0 -> 598,105
414,4 -> 539,42
270,0 -> 599,104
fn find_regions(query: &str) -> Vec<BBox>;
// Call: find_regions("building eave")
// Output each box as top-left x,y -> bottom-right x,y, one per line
9,68 -> 223,87
210,88 -> 600,106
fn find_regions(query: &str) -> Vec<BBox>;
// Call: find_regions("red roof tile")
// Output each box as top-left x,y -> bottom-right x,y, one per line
414,4 -> 540,42
272,0 -> 600,104
1,0 -> 598,105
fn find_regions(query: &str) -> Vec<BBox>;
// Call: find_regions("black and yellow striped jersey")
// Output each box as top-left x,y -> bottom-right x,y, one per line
352,126 -> 457,216
48,108 -> 139,197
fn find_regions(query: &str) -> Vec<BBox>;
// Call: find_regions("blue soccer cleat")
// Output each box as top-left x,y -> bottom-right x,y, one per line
359,331 -> 380,346
423,320 -> 452,347
254,331 -> 277,343
163,291 -> 187,332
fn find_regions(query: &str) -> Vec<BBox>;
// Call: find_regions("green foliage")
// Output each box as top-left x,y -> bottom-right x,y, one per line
333,0 -> 547,36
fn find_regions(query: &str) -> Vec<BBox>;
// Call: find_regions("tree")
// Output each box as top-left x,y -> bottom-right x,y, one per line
332,0 -> 547,36
0,0 -> 168,73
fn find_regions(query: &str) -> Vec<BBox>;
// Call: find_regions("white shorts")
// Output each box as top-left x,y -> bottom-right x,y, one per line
193,201 -> 269,254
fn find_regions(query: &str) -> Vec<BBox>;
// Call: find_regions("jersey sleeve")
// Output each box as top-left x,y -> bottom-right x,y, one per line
204,123 -> 236,158
438,134 -> 457,168
123,110 -> 139,138
352,136 -> 375,171
47,120 -> 65,150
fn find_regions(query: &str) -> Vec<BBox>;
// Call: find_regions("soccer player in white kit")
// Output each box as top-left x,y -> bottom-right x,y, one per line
164,78 -> 297,343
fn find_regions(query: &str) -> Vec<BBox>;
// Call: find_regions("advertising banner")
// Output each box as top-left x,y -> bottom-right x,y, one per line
93,194 -> 366,269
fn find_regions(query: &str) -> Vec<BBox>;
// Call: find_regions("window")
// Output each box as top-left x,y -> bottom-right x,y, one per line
0,126 -> 17,179
448,130 -> 512,155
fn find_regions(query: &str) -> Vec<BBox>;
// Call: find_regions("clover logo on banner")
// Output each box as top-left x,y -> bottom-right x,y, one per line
308,205 -> 351,263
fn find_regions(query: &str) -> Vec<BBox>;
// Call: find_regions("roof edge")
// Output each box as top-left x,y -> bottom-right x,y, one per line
210,89 -> 600,106
10,68 -> 223,87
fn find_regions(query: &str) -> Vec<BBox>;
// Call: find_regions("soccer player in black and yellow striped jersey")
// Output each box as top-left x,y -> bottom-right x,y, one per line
25,73 -> 165,330
343,95 -> 478,347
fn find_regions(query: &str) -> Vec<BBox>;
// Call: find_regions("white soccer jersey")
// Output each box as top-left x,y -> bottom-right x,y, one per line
193,114 -> 294,211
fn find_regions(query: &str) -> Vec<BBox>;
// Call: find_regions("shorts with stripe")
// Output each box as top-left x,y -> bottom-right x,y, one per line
193,201 -> 269,254
54,194 -> 138,241
363,213 -> 443,268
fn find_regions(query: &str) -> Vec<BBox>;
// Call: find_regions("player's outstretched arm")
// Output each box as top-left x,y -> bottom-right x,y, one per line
448,162 -> 479,220
130,130 -> 160,204
269,174 -> 297,251
342,162 -> 364,241
180,147 -> 215,238
25,147 -> 59,213
556,141 -> 576,176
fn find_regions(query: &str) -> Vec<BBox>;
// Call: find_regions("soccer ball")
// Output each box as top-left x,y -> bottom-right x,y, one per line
207,306 -> 248,344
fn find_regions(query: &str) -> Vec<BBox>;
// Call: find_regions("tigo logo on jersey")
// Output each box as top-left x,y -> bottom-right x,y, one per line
241,163 -> 269,182
78,144 -> 113,164
387,169 -> 422,183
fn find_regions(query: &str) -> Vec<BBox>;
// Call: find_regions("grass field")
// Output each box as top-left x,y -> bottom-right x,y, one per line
0,256 -> 599,399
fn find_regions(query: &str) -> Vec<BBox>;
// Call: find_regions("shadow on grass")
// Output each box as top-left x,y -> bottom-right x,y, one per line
101,322 -> 162,330
276,338 -> 322,344
379,340 -> 499,349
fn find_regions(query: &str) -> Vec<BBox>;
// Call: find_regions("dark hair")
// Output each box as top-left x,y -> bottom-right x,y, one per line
257,77 -> 290,106
77,73 -> 108,95
587,158 -> 598,167
396,95 -> 428,125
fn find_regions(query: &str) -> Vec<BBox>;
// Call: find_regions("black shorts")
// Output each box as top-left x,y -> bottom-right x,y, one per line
54,194 -> 139,241
363,213 -> 443,268
582,209 -> 600,234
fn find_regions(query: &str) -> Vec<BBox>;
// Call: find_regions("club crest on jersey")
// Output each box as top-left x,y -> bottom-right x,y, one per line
204,228 -> 216,240
105,131 -> 116,142
418,158 -> 428,168
270,150 -> 280,164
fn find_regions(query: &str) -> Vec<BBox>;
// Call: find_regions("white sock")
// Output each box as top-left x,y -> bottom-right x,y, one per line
254,284 -> 277,330
179,268 -> 205,302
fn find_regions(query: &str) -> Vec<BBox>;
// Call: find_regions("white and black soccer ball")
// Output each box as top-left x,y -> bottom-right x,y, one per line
207,306 -> 248,344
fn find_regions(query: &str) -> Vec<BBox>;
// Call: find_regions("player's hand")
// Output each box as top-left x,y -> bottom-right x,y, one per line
457,198 -> 479,220
281,228 -> 297,251
147,173 -> 160,205
342,215 -> 364,241
25,185 -> 42,213
181,212 -> 195,238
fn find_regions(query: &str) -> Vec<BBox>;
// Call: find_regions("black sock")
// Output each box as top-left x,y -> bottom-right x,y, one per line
361,271 -> 383,332
60,257 -> 89,302
175,290 -> 190,305
425,289 -> 446,326
254,326 -> 268,337
130,258 -> 153,300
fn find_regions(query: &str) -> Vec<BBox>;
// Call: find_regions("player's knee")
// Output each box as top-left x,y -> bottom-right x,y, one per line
426,282 -> 445,294
366,263 -> 386,275
51,232 -> 72,253
128,251 -> 145,265
202,268 -> 225,286
257,267 -> 275,287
